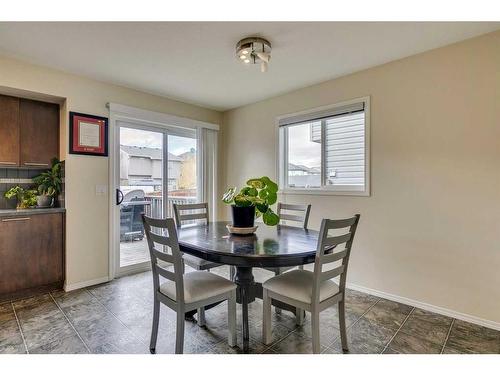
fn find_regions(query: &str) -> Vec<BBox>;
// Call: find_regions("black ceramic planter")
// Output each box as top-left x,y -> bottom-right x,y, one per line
231,205 -> 255,228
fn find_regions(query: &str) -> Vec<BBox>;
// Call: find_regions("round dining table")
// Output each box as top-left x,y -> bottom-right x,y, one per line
177,221 -> 321,352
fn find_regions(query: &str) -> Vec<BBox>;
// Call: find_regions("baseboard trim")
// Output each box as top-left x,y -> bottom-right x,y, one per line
64,276 -> 110,292
347,282 -> 500,332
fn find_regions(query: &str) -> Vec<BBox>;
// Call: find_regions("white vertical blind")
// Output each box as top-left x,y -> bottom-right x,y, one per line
197,127 -> 218,222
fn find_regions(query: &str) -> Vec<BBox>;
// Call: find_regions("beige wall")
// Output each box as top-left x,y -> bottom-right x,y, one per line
221,31 -> 500,324
0,55 -> 221,288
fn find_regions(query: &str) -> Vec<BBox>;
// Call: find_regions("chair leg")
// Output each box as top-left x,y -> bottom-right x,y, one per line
262,288 -> 273,345
150,297 -> 160,354
229,266 -> 236,281
227,289 -> 237,347
175,309 -> 185,354
274,268 -> 282,314
197,307 -> 206,327
338,299 -> 349,353
311,310 -> 320,354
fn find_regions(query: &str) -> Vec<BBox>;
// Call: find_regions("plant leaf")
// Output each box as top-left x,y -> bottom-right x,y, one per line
263,208 -> 280,226
246,178 -> 265,189
261,176 -> 278,193
266,191 -> 277,205
234,194 -> 252,207
222,187 -> 236,204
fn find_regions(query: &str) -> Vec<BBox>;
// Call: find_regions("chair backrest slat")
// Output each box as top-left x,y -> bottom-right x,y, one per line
320,265 -> 345,282
277,202 -> 312,229
312,214 -> 360,303
280,213 -> 306,222
152,247 -> 175,263
179,213 -> 207,222
147,231 -> 176,248
322,249 -> 348,264
173,202 -> 209,228
155,264 -> 176,281
142,214 -> 185,303
323,232 -> 352,247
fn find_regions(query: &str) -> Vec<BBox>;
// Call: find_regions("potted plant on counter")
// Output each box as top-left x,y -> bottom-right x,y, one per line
222,176 -> 280,232
32,158 -> 62,208
4,186 -> 38,209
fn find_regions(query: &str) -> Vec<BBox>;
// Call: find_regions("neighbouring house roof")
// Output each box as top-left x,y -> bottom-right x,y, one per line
120,145 -> 182,161
288,163 -> 320,174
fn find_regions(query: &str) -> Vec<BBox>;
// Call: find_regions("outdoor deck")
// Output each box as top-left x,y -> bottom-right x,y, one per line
120,238 -> 150,267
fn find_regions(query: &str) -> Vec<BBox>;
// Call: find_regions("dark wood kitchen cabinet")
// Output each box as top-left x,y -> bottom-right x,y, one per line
0,94 -> 59,168
20,98 -> 60,168
0,95 -> 20,167
0,213 -> 64,300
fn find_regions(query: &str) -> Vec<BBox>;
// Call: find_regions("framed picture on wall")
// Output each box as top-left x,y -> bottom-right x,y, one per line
69,112 -> 108,156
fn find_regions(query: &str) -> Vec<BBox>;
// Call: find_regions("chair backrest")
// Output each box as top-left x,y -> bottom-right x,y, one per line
277,202 -> 312,229
172,202 -> 209,228
142,215 -> 184,303
312,215 -> 360,303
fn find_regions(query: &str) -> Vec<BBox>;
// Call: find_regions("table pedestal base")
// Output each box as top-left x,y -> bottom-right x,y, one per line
234,266 -> 302,353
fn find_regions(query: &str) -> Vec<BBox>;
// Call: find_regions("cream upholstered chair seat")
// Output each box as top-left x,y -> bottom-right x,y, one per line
160,271 -> 236,304
263,269 -> 339,305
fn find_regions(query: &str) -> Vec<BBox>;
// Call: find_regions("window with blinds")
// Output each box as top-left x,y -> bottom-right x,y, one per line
278,97 -> 370,195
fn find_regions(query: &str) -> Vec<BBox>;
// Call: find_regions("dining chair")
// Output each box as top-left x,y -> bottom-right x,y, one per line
263,202 -> 312,314
142,215 -> 237,354
262,215 -> 360,354
173,202 -> 235,277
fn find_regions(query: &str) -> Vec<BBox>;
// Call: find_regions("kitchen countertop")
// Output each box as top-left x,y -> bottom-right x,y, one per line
0,207 -> 65,217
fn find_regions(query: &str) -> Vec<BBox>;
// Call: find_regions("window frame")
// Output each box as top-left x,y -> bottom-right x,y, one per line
276,96 -> 370,196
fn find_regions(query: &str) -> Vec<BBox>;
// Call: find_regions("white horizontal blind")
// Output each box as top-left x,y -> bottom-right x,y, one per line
279,102 -> 364,127
324,112 -> 365,187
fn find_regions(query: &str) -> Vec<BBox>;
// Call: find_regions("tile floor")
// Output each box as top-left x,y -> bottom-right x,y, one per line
1,267 -> 499,354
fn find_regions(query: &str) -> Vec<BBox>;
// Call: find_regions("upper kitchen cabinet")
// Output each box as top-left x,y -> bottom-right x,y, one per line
19,98 -> 60,168
0,95 -> 20,167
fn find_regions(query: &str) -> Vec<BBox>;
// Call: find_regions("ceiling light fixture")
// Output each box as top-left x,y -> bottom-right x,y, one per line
236,37 -> 271,73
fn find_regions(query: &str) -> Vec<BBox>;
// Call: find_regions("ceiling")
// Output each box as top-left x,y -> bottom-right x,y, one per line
0,22 -> 498,111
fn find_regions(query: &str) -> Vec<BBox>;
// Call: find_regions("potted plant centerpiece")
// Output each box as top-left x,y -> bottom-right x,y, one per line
32,158 -> 62,208
222,176 -> 280,233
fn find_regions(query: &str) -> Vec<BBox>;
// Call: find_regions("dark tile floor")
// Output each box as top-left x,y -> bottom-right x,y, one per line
1,267 -> 499,354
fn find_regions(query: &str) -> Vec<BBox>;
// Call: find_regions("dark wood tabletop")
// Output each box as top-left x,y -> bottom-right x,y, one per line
177,221 -> 320,268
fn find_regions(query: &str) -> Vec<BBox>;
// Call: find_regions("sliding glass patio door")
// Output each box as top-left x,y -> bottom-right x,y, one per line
113,122 -> 198,275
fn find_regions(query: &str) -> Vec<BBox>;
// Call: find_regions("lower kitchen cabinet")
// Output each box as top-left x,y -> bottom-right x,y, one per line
0,212 -> 64,300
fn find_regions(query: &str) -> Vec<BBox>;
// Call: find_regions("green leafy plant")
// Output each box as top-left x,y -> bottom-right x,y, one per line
222,176 -> 280,226
32,158 -> 62,197
4,186 -> 38,209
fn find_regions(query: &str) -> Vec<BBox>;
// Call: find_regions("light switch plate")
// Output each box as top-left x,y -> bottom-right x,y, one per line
95,184 -> 107,195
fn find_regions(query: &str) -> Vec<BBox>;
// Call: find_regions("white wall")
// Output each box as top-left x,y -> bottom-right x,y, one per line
221,31 -> 500,324
0,55 -> 221,288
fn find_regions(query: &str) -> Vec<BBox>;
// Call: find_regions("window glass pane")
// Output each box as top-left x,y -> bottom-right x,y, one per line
286,121 -> 321,188
324,112 -> 365,187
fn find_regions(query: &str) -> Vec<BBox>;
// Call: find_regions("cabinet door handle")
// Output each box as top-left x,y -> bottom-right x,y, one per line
0,161 -> 17,165
1,217 -> 31,222
24,162 -> 49,167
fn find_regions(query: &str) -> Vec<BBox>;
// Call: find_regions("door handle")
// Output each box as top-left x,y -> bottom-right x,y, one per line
116,189 -> 124,205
